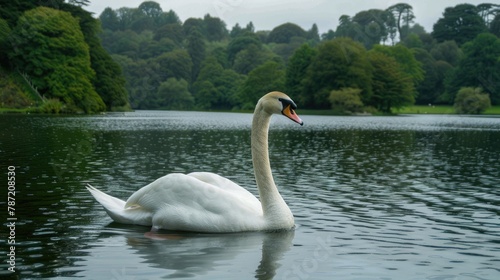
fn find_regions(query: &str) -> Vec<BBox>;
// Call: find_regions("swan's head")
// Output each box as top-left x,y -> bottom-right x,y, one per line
259,91 -> 303,125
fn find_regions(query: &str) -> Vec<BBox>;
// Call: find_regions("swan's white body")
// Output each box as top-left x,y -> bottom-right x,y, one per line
87,91 -> 303,233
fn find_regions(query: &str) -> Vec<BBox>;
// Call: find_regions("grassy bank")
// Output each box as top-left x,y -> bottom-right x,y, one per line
396,105 -> 500,115
395,105 -> 455,114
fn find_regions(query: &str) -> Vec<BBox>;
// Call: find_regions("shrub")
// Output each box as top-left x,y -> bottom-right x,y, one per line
329,88 -> 364,114
454,87 -> 491,114
37,99 -> 64,114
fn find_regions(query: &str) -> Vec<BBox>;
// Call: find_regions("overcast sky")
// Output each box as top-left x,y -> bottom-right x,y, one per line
86,0 -> 488,34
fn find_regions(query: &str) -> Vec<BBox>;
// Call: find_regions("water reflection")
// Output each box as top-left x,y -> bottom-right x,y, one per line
0,112 -> 499,279
72,224 -> 294,279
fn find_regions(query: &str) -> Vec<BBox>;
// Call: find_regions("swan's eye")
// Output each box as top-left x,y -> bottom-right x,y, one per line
278,98 -> 297,110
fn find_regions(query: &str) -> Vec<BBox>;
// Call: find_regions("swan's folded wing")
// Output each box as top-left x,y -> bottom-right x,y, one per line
123,173 -> 265,232
124,173 -> 261,213
187,172 -> 259,200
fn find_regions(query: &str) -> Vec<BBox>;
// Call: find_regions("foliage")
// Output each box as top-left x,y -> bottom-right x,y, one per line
0,0 -> 128,113
285,44 -> 317,100
193,56 -> 244,110
187,27 -> 206,81
367,51 -> 415,113
63,4 -> 129,110
454,87 -> 491,114
371,44 -> 424,94
302,38 -> 372,109
432,4 -> 488,45
430,40 -> 462,67
412,48 -> 443,104
0,18 -> 11,64
336,9 -> 393,48
447,33 -> 500,104
203,14 -> 228,41
267,23 -> 308,44
157,78 -> 194,110
0,68 -> 33,108
329,88 -> 364,114
227,34 -> 261,64
387,3 -> 415,41
3,1 -> 499,114
9,7 -> 105,113
157,49 -> 193,82
238,61 -> 286,109
491,14 -> 500,37
36,98 -> 64,114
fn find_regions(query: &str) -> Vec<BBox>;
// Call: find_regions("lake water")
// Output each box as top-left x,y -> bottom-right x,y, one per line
0,111 -> 499,279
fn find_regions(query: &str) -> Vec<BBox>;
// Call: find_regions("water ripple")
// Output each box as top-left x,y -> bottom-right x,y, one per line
1,112 -> 499,279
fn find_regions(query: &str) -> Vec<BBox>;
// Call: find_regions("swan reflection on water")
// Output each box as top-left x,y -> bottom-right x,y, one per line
79,223 -> 295,279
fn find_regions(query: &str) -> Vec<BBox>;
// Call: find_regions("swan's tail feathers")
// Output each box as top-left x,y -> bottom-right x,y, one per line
86,184 -> 152,226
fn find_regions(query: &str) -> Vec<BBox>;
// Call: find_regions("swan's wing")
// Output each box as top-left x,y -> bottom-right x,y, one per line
187,172 -> 258,200
124,173 -> 264,232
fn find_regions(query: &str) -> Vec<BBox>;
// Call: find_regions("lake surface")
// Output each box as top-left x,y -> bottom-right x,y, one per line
0,111 -> 499,279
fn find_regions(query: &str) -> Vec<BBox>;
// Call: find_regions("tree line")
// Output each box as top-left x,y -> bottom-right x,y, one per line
98,1 -> 499,113
1,1 -> 499,113
0,0 -> 129,113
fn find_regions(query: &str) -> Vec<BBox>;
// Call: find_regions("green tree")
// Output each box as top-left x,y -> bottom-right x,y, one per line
227,34 -> 261,64
193,56 -> 244,109
308,24 -> 320,43
157,10 -> 181,26
238,61 -> 285,109
491,13 -> 500,37
138,1 -> 163,18
267,23 -> 307,44
9,7 -> 105,113
477,3 -> 500,27
0,1 -> 48,27
448,33 -> 500,104
0,18 -> 11,65
401,33 -> 423,49
99,7 -> 120,31
302,38 -> 373,109
187,27 -> 206,82
156,49 -> 193,83
454,87 -> 491,114
432,4 -> 487,45
412,48 -> 441,104
63,3 -> 129,110
203,14 -> 228,41
371,44 -> 424,95
269,36 -> 307,63
232,44 -> 276,75
285,44 -> 317,100
387,3 -> 415,41
183,17 -> 205,36
351,9 -> 393,48
367,51 -> 415,113
114,56 -> 161,109
430,40 -> 462,67
115,7 -> 143,31
157,78 -> 194,110
154,23 -> 184,44
329,88 -> 364,114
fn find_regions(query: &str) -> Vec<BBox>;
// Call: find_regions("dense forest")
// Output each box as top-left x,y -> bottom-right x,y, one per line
0,0 -> 129,113
1,1 -> 499,113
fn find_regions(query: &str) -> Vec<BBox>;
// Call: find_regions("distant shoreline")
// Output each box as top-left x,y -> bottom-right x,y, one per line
2,105 -> 500,116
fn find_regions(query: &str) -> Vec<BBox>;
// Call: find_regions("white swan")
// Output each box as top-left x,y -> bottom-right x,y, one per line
86,91 -> 303,232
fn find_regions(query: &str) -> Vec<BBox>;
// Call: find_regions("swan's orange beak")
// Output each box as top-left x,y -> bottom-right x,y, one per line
282,104 -> 303,126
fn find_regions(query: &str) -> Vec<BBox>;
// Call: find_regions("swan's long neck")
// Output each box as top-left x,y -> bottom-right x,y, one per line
252,102 -> 293,226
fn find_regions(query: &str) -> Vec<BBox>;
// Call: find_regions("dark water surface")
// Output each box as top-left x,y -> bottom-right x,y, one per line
0,111 -> 499,279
